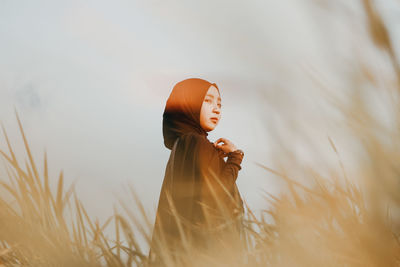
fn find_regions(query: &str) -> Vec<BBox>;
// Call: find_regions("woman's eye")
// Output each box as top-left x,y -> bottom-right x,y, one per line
204,99 -> 221,108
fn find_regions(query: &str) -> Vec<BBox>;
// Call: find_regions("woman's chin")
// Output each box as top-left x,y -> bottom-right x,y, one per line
201,123 -> 217,132
207,125 -> 217,131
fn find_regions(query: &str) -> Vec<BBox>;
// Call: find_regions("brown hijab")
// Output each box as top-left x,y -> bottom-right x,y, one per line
162,78 -> 219,150
148,78 -> 244,266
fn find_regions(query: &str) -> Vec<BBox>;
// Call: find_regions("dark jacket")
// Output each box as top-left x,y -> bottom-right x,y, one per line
148,131 -> 244,266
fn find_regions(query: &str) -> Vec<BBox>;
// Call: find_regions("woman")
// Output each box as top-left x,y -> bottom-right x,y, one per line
147,78 -> 245,266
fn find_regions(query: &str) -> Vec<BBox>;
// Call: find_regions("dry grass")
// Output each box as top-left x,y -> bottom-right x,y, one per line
1,110 -> 400,267
1,0 -> 400,266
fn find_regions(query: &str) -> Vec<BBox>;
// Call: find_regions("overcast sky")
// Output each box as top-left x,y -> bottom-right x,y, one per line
0,0 -> 399,252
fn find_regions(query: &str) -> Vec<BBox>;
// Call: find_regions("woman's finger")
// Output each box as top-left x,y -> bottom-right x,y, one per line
214,138 -> 226,145
215,144 -> 224,150
214,138 -> 222,144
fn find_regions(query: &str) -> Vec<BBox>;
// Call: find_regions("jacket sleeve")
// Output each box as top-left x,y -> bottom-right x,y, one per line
188,133 -> 244,192
222,150 -> 244,183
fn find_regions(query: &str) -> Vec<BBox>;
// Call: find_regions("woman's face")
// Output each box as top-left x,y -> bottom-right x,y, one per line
200,85 -> 221,132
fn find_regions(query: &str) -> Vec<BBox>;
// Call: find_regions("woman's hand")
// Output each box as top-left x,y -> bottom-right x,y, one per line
216,147 -> 228,158
213,138 -> 237,154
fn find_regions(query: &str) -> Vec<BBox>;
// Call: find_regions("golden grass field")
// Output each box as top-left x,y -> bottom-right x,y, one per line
1,1 -> 400,266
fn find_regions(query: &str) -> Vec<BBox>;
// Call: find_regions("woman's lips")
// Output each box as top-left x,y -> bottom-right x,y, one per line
210,118 -> 218,123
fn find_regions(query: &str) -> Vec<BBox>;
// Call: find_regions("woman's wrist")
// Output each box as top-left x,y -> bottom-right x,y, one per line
228,149 -> 244,157
226,149 -> 244,169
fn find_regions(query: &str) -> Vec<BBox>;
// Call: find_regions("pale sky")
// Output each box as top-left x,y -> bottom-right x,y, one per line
0,0 -> 399,253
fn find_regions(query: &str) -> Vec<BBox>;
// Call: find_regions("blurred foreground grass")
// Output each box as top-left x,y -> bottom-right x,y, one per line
1,0 -> 400,266
1,104 -> 400,267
